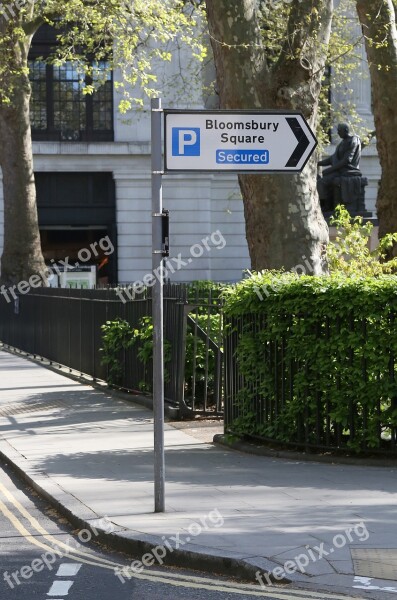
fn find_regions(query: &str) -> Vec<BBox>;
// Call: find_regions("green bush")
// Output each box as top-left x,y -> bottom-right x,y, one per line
183,281 -> 225,404
100,318 -> 135,385
326,205 -> 397,276
223,273 -> 397,452
100,316 -> 171,388
99,280 -> 225,399
184,311 -> 222,403
130,315 -> 171,391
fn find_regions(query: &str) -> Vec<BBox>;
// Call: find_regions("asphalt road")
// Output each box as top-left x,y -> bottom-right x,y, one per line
0,461 -> 361,600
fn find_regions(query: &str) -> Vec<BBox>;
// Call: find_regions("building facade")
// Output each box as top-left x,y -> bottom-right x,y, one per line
0,16 -> 379,285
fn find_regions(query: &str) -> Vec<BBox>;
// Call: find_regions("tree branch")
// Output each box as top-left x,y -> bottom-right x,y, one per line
276,0 -> 333,77
205,0 -> 268,108
22,15 -> 46,36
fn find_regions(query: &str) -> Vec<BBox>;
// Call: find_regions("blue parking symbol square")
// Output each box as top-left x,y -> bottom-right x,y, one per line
172,128 -> 201,156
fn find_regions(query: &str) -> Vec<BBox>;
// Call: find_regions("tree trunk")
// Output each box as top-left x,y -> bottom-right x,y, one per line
206,0 -> 332,273
239,169 -> 326,273
356,0 -> 397,250
0,27 -> 45,287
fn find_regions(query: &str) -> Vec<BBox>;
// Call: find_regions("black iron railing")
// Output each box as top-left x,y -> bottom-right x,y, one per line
224,312 -> 397,455
0,284 -> 223,418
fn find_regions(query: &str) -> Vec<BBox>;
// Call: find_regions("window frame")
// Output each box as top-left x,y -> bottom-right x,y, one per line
29,32 -> 114,143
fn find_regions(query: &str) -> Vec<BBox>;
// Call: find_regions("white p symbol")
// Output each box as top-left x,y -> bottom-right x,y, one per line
179,130 -> 197,154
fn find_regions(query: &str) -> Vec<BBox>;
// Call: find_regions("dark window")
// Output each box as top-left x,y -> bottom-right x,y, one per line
30,61 -> 47,130
29,26 -> 113,142
35,172 -> 117,283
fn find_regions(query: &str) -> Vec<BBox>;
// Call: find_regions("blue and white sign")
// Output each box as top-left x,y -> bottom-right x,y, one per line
164,110 -> 317,172
172,128 -> 201,156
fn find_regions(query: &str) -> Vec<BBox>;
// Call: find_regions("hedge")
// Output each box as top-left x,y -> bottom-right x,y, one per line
223,272 -> 397,453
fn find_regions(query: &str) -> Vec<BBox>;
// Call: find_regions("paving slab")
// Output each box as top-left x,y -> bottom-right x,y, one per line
1,348 -> 397,598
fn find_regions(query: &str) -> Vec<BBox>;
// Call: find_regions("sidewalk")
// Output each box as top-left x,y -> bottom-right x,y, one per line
1,348 -> 397,599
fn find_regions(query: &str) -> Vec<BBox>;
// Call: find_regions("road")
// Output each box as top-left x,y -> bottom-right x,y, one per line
0,461 -> 361,600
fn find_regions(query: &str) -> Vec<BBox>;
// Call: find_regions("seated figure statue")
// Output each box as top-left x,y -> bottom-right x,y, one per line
317,123 -> 367,213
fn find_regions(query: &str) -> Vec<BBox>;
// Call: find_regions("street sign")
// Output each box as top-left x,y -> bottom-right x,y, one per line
164,110 -> 317,173
152,104 -> 317,513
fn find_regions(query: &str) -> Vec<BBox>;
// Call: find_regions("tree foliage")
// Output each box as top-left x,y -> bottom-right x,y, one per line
326,205 -> 397,276
1,0 -> 396,284
0,0 -> 206,286
0,0 -> 206,109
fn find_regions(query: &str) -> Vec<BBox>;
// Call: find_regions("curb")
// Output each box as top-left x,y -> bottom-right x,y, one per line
0,345 -> 286,585
0,345 -> 373,597
213,434 -> 397,468
0,439 -> 286,586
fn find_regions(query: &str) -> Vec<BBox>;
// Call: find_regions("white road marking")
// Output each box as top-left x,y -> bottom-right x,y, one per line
56,563 -> 82,577
0,481 -> 360,600
353,576 -> 397,593
47,580 -> 74,596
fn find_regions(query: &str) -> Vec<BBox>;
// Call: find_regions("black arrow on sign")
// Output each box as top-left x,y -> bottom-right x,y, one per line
285,117 -> 311,168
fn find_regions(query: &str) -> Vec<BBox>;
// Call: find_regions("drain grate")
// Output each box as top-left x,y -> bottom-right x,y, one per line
352,548 -> 397,581
0,399 -> 69,417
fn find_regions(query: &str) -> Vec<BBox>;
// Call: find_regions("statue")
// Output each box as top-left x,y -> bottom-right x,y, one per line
317,123 -> 367,213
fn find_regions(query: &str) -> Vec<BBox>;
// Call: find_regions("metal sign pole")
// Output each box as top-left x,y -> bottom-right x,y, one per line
151,97 -> 165,513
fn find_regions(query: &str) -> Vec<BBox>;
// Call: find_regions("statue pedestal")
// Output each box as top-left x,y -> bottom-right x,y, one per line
318,175 -> 369,214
